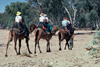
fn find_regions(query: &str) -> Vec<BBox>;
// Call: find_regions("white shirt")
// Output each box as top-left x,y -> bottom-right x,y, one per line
45,17 -> 49,22
62,20 -> 68,26
45,17 -> 48,20
39,16 -> 45,22
15,16 -> 22,23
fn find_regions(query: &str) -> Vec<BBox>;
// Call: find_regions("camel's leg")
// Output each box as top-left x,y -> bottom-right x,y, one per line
5,32 -> 12,57
59,40 -> 62,50
18,39 -> 21,55
59,38 -> 65,51
26,38 -> 32,54
34,42 -> 37,54
64,40 -> 68,50
48,41 -> 51,52
13,35 -> 18,55
37,42 -> 42,53
34,30 -> 42,54
58,32 -> 63,51
46,40 -> 51,52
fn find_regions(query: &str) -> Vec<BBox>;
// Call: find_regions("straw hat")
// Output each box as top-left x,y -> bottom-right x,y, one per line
16,11 -> 21,16
40,13 -> 44,16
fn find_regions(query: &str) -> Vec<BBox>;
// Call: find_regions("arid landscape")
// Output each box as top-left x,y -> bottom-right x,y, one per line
0,29 -> 100,67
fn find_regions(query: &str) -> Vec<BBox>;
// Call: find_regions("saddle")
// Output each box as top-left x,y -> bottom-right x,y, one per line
38,23 -> 47,32
61,26 -> 69,34
12,22 -> 25,35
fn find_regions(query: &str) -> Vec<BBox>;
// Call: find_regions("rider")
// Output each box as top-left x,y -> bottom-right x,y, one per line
44,14 -> 53,33
62,17 -> 71,35
15,11 -> 28,36
39,13 -> 50,34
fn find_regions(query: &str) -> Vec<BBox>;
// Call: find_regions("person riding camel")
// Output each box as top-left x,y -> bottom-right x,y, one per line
39,13 -> 50,34
62,17 -> 71,35
44,14 -> 53,33
15,11 -> 28,36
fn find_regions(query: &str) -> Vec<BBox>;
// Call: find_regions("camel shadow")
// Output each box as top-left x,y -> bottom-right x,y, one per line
74,32 -> 95,35
0,44 -> 5,46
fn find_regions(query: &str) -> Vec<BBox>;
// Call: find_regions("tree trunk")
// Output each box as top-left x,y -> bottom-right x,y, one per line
64,7 -> 72,24
72,5 -> 77,27
64,6 -> 77,27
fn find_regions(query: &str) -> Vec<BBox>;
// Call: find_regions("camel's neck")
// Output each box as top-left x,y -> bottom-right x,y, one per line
28,29 -> 34,34
53,29 -> 58,33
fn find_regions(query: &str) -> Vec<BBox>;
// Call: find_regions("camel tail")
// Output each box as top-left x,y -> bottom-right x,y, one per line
35,30 -> 39,42
10,29 -> 13,42
58,32 -> 61,41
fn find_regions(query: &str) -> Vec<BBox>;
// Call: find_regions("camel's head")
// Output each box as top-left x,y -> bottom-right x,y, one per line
30,24 -> 37,31
52,27 -> 59,34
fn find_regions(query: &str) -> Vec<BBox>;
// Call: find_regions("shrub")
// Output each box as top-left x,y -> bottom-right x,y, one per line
85,30 -> 100,57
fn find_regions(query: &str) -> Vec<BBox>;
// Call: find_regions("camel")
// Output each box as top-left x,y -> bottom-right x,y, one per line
58,26 -> 75,50
34,23 -> 58,54
5,23 -> 37,57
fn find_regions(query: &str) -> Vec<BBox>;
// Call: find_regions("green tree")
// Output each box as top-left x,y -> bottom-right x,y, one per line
4,2 -> 38,28
0,0 -> 100,29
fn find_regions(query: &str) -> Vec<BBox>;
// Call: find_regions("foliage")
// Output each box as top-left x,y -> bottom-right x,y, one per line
1,2 -> 39,28
47,65 -> 53,67
86,30 -> 100,57
0,0 -> 100,29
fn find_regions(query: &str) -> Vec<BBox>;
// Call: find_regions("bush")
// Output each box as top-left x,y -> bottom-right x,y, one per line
85,30 -> 100,57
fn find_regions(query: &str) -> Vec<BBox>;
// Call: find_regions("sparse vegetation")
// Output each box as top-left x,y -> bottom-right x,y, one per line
86,30 -> 100,57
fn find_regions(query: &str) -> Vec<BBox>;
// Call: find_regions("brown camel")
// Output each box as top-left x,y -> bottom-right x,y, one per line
58,26 -> 75,50
34,23 -> 58,54
5,24 -> 37,57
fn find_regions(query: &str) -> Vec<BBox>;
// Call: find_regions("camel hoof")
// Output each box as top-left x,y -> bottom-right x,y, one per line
47,50 -> 49,52
59,48 -> 62,51
40,51 -> 42,53
34,52 -> 36,54
5,55 -> 8,57
29,51 -> 32,54
47,50 -> 51,52
17,53 -> 21,55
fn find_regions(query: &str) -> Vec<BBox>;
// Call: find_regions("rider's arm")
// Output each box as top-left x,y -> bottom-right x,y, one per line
20,19 -> 22,23
46,17 -> 49,23
19,16 -> 22,23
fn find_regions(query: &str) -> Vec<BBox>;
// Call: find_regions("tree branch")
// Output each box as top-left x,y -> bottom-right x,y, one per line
64,6 -> 72,25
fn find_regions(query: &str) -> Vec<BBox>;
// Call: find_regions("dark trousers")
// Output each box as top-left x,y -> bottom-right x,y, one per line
67,24 -> 73,33
40,22 -> 50,32
18,23 -> 28,35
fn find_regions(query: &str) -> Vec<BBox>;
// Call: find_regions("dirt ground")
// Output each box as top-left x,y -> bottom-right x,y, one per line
0,29 -> 100,67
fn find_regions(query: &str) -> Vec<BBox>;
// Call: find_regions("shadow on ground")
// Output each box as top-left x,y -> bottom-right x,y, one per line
74,32 -> 95,35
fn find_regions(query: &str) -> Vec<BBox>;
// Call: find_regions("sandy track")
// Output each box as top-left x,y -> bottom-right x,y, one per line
0,29 -> 100,67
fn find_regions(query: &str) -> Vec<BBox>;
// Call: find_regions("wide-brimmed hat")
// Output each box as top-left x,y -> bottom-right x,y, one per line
16,11 -> 21,16
40,13 -> 44,16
